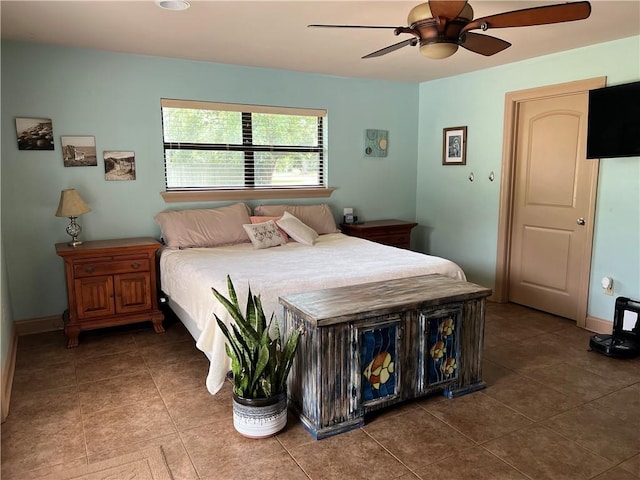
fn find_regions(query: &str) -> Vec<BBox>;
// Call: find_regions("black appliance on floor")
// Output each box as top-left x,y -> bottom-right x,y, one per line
589,297 -> 640,358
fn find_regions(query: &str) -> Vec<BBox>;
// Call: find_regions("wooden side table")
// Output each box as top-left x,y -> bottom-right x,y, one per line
339,219 -> 418,249
55,237 -> 165,348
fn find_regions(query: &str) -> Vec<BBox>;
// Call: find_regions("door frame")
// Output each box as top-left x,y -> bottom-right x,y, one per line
493,77 -> 606,328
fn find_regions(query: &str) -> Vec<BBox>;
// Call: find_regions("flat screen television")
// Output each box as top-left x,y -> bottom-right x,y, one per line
586,81 -> 640,159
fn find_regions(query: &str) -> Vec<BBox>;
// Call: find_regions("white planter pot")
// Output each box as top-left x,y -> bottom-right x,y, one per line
232,392 -> 288,439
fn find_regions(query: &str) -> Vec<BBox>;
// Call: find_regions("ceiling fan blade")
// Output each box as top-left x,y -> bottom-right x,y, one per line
460,32 -> 511,56
429,0 -> 468,20
429,1 -> 468,35
461,1 -> 591,33
362,38 -> 418,59
308,24 -> 401,30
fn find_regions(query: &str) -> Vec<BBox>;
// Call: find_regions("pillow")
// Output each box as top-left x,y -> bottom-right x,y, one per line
250,216 -> 289,241
254,204 -> 339,234
154,202 -> 251,249
276,211 -> 319,246
243,221 -> 287,249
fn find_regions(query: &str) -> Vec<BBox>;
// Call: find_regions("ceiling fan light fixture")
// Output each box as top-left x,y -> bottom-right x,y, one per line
312,1 -> 592,61
156,0 -> 190,11
407,2 -> 433,25
420,41 -> 458,59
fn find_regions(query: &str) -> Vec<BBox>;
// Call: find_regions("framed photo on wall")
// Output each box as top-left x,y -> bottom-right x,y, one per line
442,126 -> 467,165
104,151 -> 136,181
15,117 -> 54,150
61,136 -> 97,167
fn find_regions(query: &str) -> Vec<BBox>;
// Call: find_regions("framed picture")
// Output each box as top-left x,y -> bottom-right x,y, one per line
104,151 -> 136,181
16,117 -> 54,150
442,126 -> 467,165
61,136 -> 97,167
364,129 -> 389,157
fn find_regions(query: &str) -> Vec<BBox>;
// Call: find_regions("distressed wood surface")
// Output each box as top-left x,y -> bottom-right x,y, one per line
280,274 -> 491,326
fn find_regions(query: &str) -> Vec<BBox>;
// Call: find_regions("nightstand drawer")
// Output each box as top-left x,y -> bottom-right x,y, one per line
366,232 -> 409,245
340,219 -> 417,250
73,257 -> 150,277
362,232 -> 410,243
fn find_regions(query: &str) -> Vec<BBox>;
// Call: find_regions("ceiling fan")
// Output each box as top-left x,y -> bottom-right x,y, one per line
308,1 -> 591,60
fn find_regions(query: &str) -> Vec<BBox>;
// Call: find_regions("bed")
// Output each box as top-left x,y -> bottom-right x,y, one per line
156,203 -> 465,395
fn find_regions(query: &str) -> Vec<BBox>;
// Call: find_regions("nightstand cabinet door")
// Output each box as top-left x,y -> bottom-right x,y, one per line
75,276 -> 115,319
115,272 -> 152,313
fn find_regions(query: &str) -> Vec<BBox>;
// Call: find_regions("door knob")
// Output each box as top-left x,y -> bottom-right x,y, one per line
577,218 -> 586,226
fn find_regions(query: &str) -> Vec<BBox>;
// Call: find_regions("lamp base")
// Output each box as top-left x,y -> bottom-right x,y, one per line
65,217 -> 83,247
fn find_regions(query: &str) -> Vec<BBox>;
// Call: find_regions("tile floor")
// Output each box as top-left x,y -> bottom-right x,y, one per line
1,302 -> 639,479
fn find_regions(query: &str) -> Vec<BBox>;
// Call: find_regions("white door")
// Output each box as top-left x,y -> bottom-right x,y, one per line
494,78 -> 605,326
508,90 -> 598,320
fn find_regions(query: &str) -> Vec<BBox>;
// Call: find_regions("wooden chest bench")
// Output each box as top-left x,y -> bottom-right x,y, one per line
279,274 -> 491,439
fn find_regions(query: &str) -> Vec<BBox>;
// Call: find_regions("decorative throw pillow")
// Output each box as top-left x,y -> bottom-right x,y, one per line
250,216 -> 289,241
254,204 -> 339,234
276,211 -> 319,246
243,220 -> 287,249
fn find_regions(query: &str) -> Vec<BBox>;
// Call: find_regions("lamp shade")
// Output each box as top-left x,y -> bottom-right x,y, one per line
55,189 -> 91,217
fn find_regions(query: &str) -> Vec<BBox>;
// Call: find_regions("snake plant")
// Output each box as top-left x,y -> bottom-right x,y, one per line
213,275 -> 302,399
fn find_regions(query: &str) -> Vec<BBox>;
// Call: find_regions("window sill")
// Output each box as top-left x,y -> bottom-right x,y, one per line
161,187 -> 335,203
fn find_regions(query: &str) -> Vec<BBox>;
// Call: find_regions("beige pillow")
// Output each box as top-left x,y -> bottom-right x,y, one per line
243,221 -> 287,249
254,204 -> 339,234
276,211 -> 318,246
154,202 -> 251,249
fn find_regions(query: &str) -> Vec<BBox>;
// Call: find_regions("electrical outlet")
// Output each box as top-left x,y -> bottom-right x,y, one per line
605,283 -> 614,296
601,276 -> 614,296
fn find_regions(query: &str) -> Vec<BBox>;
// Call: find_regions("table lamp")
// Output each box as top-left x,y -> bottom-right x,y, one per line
55,189 -> 91,246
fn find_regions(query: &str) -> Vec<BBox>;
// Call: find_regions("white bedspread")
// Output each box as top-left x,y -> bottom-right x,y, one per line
160,233 -> 465,395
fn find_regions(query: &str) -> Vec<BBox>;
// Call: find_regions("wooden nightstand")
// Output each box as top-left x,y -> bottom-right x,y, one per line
339,219 -> 418,249
55,237 -> 165,348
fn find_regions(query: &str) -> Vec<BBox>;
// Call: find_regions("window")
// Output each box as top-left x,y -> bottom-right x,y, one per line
160,99 -> 327,194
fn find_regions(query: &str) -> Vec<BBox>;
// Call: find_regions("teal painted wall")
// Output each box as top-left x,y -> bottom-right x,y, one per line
0,41 -> 419,325
2,37 -> 639,373
416,36 -> 640,321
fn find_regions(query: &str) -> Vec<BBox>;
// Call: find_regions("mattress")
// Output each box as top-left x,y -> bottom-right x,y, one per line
159,232 -> 465,394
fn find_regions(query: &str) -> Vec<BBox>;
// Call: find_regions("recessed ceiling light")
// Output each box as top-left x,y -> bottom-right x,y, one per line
156,0 -> 190,11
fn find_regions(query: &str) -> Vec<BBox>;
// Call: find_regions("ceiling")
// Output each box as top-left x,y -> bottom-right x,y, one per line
1,1 -> 639,83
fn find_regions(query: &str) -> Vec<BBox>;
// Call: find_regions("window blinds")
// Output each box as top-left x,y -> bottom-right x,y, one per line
161,99 -> 326,190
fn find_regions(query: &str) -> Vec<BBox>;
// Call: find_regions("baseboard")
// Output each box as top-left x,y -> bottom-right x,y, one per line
1,324 -> 17,423
14,314 -> 64,336
585,315 -> 613,334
